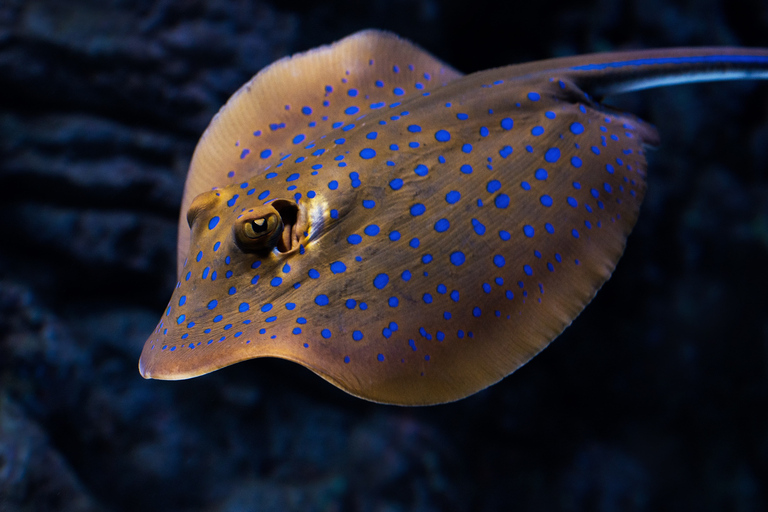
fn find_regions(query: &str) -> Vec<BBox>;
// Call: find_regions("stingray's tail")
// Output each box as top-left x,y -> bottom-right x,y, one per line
514,48 -> 768,99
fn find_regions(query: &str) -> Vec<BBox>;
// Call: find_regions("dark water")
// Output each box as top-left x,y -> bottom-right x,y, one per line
1,1 -> 766,510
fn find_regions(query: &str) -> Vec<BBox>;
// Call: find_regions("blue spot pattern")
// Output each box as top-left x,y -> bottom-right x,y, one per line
146,46 -> 650,395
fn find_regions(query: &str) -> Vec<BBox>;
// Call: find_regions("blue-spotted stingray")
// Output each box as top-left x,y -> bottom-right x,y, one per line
138,30 -> 768,405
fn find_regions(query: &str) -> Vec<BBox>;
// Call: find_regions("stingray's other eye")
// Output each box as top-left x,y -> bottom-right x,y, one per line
234,208 -> 283,253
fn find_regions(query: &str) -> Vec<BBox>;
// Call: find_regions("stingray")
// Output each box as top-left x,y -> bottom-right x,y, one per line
138,30 -> 768,405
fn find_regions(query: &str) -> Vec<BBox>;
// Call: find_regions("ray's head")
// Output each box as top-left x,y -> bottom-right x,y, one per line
139,185 -> 311,379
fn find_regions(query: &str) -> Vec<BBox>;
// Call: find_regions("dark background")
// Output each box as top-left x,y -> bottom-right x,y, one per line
1,1 -> 767,510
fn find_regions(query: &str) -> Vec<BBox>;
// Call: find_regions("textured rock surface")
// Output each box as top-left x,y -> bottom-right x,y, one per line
1,1 -> 767,511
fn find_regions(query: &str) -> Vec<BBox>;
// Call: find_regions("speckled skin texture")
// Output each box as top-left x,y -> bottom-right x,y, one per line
1,1 -> 767,511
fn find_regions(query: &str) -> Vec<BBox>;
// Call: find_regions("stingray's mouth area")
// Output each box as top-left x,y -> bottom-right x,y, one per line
272,199 -> 303,253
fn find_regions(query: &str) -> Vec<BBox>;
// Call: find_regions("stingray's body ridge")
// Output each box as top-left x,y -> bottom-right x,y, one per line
139,30 -> 768,405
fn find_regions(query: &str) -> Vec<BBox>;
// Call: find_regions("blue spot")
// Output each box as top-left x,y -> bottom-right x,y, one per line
462,143 -> 473,153
297,317 -> 307,324
344,356 -> 350,364
389,178 -> 403,190
544,148 -> 560,163
345,299 -> 357,310
373,273 -> 389,289
545,223 -> 555,234
344,106 -> 359,115
545,111 -> 556,119
407,124 -> 422,133
524,264 -> 533,276
422,254 -> 433,264
330,261 -> 346,274
176,314 -> 185,324
572,229 -> 580,239
292,327 -> 301,335
389,231 -> 401,241
348,89 -> 358,97
377,354 -> 385,362
321,329 -> 331,339
330,209 -> 338,219
270,277 -> 282,287
567,197 -> 578,208
540,195 -> 553,207
410,203 -> 426,216
571,156 -> 582,168
591,146 -> 601,155
207,299 -> 218,310
401,270 -> 412,281
434,219 -> 450,232
301,106 -> 312,115
388,296 -> 399,307
500,118 -> 514,130
213,315 -> 223,323
606,164 -> 615,174
366,131 -> 378,140
359,148 -> 376,159
353,331 -> 363,341
251,275 -> 259,285
364,225 -> 380,236
487,180 -> 501,193
414,164 -> 428,176
450,290 -> 460,302
457,113 -> 468,120
315,295 -> 329,306
260,149 -> 272,159
363,200 -> 375,208
450,252 -> 465,266
285,303 -> 296,310
446,190 -> 461,204
423,293 -> 433,304
460,164 -> 473,174
528,91 -> 541,101
494,194 -> 510,209
570,122 -> 584,135
435,130 -> 451,142
408,142 -> 419,148
265,172 -> 277,179
208,216 -> 219,230
393,87 -> 405,95
523,225 -> 534,238
472,218 -> 486,235
375,80 -> 384,87
494,255 -> 506,268
286,173 -> 299,182
292,134 -> 305,144
327,180 -> 339,191
532,126 -> 544,136
499,145 -> 513,158
239,302 -> 250,313
308,269 -> 320,279
409,238 -> 420,248
480,126 -> 489,137
347,234 -> 362,245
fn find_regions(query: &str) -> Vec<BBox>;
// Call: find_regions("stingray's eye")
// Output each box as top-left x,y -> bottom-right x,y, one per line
244,214 -> 279,239
233,207 -> 284,253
